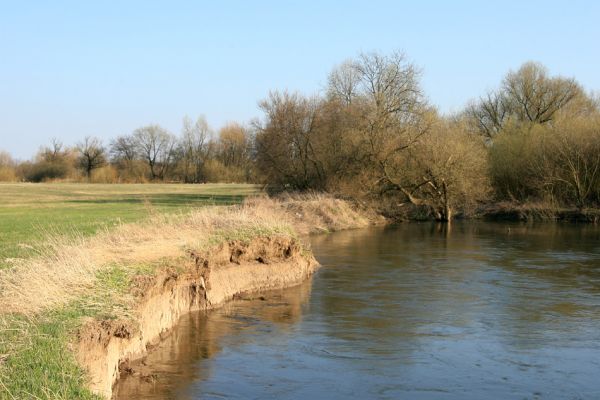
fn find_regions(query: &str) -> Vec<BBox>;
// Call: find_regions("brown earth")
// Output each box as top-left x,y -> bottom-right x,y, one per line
75,236 -> 318,398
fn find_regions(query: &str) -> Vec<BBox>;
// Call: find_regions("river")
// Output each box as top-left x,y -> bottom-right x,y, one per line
114,222 -> 600,399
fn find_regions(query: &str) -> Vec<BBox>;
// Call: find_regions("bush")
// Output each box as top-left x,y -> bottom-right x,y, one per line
0,166 -> 17,181
489,123 -> 546,201
203,159 -> 248,183
90,165 -> 119,183
489,116 -> 600,208
23,161 -> 70,182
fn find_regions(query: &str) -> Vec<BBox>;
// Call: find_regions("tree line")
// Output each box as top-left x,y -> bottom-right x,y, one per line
0,119 -> 254,184
1,50 -> 599,221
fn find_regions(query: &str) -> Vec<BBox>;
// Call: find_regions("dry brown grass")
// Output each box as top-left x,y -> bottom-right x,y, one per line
0,203 -> 292,316
0,193 -> 380,399
0,193 -> 379,317
247,192 -> 384,235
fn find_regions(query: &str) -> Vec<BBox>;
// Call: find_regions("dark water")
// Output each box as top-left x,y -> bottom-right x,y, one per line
114,223 -> 600,400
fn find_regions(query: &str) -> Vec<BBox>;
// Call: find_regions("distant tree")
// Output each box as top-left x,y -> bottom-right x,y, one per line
40,138 -> 66,163
76,136 -> 106,179
255,91 -> 325,189
0,150 -> 14,167
217,123 -> 250,166
468,62 -> 583,138
110,135 -> 137,163
327,60 -> 360,105
546,117 -> 600,208
133,125 -> 176,180
378,116 -> 491,221
179,116 -> 211,183
0,150 -> 17,181
23,138 -> 76,182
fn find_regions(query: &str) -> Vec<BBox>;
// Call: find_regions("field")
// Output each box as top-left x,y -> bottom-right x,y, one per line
0,183 -> 261,268
0,184 -> 374,399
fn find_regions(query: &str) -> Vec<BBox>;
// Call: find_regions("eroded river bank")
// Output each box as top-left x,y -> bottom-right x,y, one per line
114,222 -> 600,399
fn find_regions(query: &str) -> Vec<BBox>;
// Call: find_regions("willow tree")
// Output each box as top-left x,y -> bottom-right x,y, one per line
378,117 -> 491,221
468,62 -> 583,139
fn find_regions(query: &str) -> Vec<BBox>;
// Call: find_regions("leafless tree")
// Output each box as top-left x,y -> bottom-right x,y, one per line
40,138 -> 66,162
110,135 -> 137,163
217,123 -> 251,168
327,60 -> 360,105
377,116 -> 490,221
133,125 -> 176,180
255,91 -> 325,189
468,62 -> 582,138
76,136 -> 106,179
179,116 -> 211,182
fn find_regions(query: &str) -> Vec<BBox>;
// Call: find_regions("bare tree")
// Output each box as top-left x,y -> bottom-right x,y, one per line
503,62 -> 580,124
40,138 -> 66,162
0,150 -> 17,181
110,135 -> 137,163
354,51 -> 423,119
255,91 -> 325,189
180,116 -> 211,183
133,125 -> 176,180
468,62 -> 582,138
76,136 -> 106,179
327,60 -> 360,105
542,117 -> 600,208
218,123 -> 251,167
466,92 -> 509,139
377,117 -> 490,221
0,150 -> 14,168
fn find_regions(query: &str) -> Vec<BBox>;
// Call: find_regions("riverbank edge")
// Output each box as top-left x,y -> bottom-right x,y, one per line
78,236 -> 319,398
478,202 -> 600,223
390,201 -> 600,223
0,194 -> 384,400
78,195 -> 383,398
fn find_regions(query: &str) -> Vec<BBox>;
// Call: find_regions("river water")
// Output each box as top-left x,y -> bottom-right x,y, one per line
114,222 -> 600,399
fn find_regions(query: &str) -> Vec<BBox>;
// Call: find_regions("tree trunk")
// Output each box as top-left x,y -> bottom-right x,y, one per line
439,180 -> 452,222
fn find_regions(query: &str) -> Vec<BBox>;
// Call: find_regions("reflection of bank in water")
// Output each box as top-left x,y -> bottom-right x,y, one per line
113,280 -> 313,399
117,223 -> 600,400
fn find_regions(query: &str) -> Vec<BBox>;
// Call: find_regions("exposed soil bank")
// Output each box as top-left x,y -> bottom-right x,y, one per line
76,236 -> 318,398
0,193 -> 384,399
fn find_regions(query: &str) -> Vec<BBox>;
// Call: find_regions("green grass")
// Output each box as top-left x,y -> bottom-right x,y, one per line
0,256 -> 190,400
0,183 -> 261,267
0,310 -> 100,400
0,182 -> 290,399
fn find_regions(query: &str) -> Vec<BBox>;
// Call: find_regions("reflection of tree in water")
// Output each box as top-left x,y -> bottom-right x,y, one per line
113,280 -> 313,399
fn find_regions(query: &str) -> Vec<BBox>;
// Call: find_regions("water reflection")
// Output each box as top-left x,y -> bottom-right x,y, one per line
114,282 -> 312,399
114,222 -> 600,399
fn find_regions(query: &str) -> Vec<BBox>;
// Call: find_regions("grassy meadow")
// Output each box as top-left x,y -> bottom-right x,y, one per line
0,182 -> 273,399
0,183 -> 261,268
0,183 -> 374,399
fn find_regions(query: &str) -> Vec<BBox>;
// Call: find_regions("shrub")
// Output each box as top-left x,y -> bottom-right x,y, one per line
23,161 -> 70,182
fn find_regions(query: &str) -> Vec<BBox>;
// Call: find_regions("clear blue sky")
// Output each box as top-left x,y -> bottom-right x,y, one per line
1,0 -> 599,159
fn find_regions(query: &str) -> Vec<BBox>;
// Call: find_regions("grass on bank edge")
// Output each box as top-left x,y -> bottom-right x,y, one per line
0,194 -> 375,399
0,204 -> 296,399
0,183 -> 260,268
0,257 -> 196,400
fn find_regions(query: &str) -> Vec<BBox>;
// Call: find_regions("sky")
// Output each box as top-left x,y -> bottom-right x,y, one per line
1,1 -> 599,160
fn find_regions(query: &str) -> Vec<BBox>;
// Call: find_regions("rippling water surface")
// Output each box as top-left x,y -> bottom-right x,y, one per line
114,222 -> 600,399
